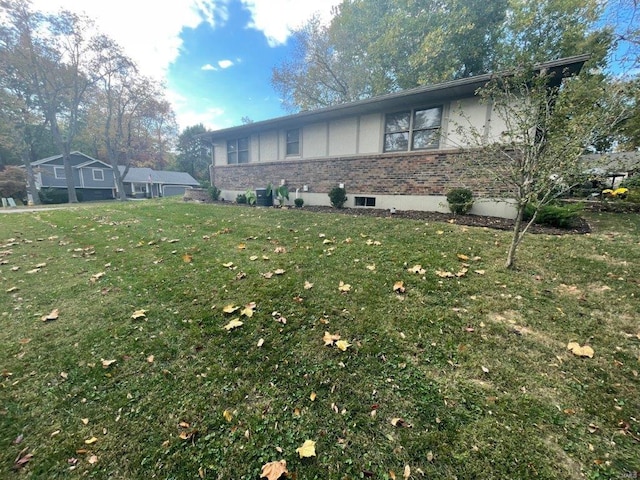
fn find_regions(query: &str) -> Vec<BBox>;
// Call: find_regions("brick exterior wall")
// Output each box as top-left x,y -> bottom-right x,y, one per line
212,150 -> 507,198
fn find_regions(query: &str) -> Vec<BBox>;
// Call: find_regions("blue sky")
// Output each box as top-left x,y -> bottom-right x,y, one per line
31,0 -> 341,131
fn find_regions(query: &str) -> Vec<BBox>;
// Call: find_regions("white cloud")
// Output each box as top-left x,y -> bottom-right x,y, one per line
29,0 -> 224,80
241,0 -> 342,46
201,64 -> 218,71
218,59 -> 234,69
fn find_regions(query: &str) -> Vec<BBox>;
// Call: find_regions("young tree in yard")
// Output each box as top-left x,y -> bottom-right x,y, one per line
456,65 -> 630,269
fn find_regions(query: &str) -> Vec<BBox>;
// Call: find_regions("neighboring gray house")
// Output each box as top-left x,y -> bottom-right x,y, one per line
118,167 -> 200,198
204,55 -> 589,219
31,152 -> 116,201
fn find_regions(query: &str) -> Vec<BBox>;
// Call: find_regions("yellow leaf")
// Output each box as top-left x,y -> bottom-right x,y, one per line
274,246 -> 286,253
147,355 -> 155,363
403,464 -> 411,480
81,418 -> 89,425
237,243 -> 246,250
223,409 -> 233,422
457,254 -> 469,261
131,309 -> 147,320
322,238 -> 334,244
241,302 -> 256,317
101,359 -> 117,368
223,318 -> 243,331
393,281 -> 406,293
391,417 -> 413,428
310,392 -> 317,401
6,286 -> 19,293
260,460 -> 289,480
389,471 -> 397,480
41,308 -> 59,322
249,255 -> 259,261
474,270 -> 486,275
435,269 -> 455,278
222,261 -> 234,268
296,439 -> 316,458
338,281 -> 351,292
567,342 -> 594,358
257,338 -> 265,347
304,281 -> 314,290
366,264 -> 376,271
182,253 -> 193,263
84,437 -> 98,445
408,265 -> 425,275
223,304 -> 239,314
336,340 -> 351,351
274,269 -> 285,275
323,331 -> 341,346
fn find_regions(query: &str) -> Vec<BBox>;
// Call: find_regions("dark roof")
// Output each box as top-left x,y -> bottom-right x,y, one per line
31,151 -> 110,168
205,55 -> 590,141
118,167 -> 200,186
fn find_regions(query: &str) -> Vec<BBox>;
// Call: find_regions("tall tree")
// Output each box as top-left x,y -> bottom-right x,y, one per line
273,0 -> 612,112
0,0 -> 104,202
176,124 -> 211,182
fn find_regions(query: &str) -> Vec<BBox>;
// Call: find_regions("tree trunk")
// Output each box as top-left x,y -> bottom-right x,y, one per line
22,152 -> 40,205
505,204 -> 525,269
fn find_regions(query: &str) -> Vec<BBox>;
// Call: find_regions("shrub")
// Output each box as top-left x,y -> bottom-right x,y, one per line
236,193 -> 247,204
446,188 -> 474,215
294,198 -> 304,208
39,188 -> 84,204
523,202 -> 583,228
328,187 -> 347,208
208,185 -> 221,201
620,175 -> 640,190
245,189 -> 257,206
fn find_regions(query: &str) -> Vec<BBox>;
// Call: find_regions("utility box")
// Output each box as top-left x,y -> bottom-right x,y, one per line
255,188 -> 273,207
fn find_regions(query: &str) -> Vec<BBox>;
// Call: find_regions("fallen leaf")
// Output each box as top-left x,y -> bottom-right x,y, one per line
249,255 -> 259,261
408,264 -> 426,275
131,309 -> 147,320
84,437 -> 98,445
13,450 -> 33,469
260,460 -> 288,480
457,254 -> 470,261
6,286 -> 19,293
146,355 -> 154,363
222,261 -> 234,268
481,365 -> 490,373
393,281 -> 406,293
241,302 -> 256,317
435,269 -> 455,278
366,264 -> 376,271
567,342 -> 594,358
323,331 -> 341,346
182,253 -> 193,263
274,269 -> 286,275
101,359 -> 116,368
257,338 -> 265,347
82,418 -> 89,425
237,243 -> 246,250
90,272 -> 105,282
403,464 -> 411,479
391,418 -> 413,428
296,439 -> 316,458
474,270 -> 486,275
338,281 -> 351,293
223,409 -> 233,422
336,340 -> 351,351
223,304 -> 240,314
304,281 -> 314,290
427,451 -> 434,462
223,319 -> 243,331
310,392 -> 317,401
41,308 -> 59,322
88,455 -> 98,464
274,247 -> 287,253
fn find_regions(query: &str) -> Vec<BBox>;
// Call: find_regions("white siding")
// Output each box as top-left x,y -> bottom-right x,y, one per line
444,97 -> 488,148
358,113 -> 382,154
259,130 -> 279,162
328,117 -> 358,156
303,122 -> 328,158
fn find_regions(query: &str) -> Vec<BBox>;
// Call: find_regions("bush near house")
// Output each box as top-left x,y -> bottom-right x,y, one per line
446,187 -> 474,215
0,166 -> 27,200
38,187 -> 84,204
328,186 -> 347,208
523,201 -> 583,228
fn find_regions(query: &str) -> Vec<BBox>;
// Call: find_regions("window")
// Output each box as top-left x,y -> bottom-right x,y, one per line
54,166 -> 65,179
355,196 -> 376,207
227,137 -> 249,164
92,169 -> 104,181
132,183 -> 146,194
286,129 -> 300,156
384,106 -> 442,152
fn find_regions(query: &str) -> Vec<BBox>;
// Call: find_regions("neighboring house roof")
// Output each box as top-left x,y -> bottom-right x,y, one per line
31,151 -> 110,168
581,152 -> 640,175
118,167 -> 200,186
204,54 -> 590,141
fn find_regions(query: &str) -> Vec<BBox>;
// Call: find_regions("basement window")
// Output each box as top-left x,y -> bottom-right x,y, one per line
355,196 -> 376,207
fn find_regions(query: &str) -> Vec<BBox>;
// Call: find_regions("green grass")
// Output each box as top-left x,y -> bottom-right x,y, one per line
1,200 -> 639,479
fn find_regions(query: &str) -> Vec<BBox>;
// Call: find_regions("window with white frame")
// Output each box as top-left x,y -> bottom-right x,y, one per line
54,166 -> 66,179
384,106 -> 442,152
132,183 -> 146,194
92,169 -> 104,181
286,129 -> 300,156
227,137 -> 249,164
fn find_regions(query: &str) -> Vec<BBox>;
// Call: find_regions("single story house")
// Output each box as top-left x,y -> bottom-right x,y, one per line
580,152 -> 640,189
118,167 -> 201,198
31,152 -> 116,201
30,152 -> 200,200
204,55 -> 589,219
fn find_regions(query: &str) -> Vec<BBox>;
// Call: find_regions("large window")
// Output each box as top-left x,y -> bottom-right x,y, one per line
384,106 -> 442,152
227,137 -> 249,164
286,129 -> 300,156
92,169 -> 104,181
